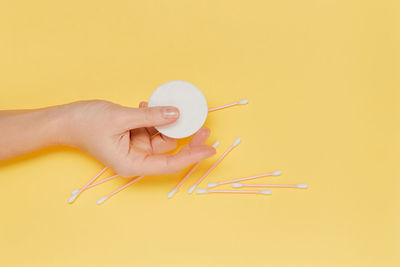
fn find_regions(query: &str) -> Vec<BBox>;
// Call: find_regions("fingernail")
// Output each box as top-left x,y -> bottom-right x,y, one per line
162,107 -> 179,119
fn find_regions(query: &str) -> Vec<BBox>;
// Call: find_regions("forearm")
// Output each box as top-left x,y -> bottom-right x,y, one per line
0,105 -> 69,161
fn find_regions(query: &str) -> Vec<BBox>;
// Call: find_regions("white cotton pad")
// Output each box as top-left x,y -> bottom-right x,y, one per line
148,80 -> 208,139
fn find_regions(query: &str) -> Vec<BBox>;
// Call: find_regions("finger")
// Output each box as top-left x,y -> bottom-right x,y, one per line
151,134 -> 178,154
130,102 -> 176,154
148,123 -> 210,154
130,103 -> 153,153
189,127 -> 211,147
133,144 -> 216,175
139,102 -> 147,108
140,101 -> 158,136
118,105 -> 180,130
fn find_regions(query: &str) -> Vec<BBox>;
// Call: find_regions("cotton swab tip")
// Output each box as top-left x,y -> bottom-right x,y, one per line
238,99 -> 249,104
212,141 -> 220,148
232,183 -> 243,188
297,184 -> 308,189
167,189 -> 178,199
260,190 -> 272,195
96,196 -> 108,205
233,138 -> 241,147
196,189 -> 209,194
71,189 -> 79,195
272,170 -> 282,175
67,194 -> 79,204
207,183 -> 219,188
187,185 -> 196,194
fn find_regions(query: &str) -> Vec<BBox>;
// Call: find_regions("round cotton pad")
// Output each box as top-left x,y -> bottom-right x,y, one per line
148,80 -> 208,139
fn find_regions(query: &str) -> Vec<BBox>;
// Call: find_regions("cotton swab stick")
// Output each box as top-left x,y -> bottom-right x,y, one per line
167,141 -> 220,199
187,138 -> 242,194
68,167 -> 108,203
208,99 -> 248,112
96,176 -> 145,205
207,170 -> 282,188
152,99 -> 247,138
232,183 -> 308,189
70,174 -> 120,196
196,189 -> 271,195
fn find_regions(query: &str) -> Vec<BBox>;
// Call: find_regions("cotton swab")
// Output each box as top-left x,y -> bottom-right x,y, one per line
151,99 -> 248,139
187,138 -> 242,194
70,174 -> 120,196
154,99 -> 248,140
196,188 -> 271,195
232,183 -> 308,189
96,176 -> 145,205
68,167 -> 108,203
151,98 -> 249,138
167,141 -> 220,199
207,170 -> 282,188
208,99 -> 248,112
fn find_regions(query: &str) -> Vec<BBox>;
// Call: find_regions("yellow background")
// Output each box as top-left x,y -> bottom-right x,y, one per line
0,0 -> 399,266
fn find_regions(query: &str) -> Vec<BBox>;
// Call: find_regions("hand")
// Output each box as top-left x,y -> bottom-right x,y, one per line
60,100 -> 216,177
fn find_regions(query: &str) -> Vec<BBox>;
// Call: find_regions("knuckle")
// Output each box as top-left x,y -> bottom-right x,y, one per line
144,108 -> 155,123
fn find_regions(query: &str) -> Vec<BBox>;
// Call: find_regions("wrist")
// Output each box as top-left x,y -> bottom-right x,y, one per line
50,103 -> 78,147
0,103 -> 80,162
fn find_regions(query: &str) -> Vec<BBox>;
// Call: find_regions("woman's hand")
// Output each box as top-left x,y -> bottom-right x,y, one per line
59,100 -> 216,177
0,100 -> 216,177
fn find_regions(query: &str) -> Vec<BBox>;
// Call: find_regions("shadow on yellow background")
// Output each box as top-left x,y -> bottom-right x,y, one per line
0,0 -> 399,266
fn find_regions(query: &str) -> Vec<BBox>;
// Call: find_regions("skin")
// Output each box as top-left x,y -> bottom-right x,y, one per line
0,100 -> 216,177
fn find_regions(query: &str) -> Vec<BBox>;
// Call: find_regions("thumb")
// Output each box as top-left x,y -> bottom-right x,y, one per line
119,106 -> 180,129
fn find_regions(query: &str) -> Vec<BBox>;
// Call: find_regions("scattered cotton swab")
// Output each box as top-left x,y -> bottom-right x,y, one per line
96,176 -> 144,205
70,174 -> 120,196
207,170 -> 282,188
232,183 -> 308,189
196,189 -> 271,195
167,141 -> 220,199
187,138 -> 242,194
208,99 -> 248,112
68,167 -> 108,203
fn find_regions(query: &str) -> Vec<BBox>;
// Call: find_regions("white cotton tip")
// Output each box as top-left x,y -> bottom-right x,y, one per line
71,189 -> 80,195
207,183 -> 219,188
187,185 -> 196,194
272,170 -> 282,176
196,189 -> 209,194
96,196 -> 108,205
167,189 -> 178,199
232,183 -> 243,188
296,184 -> 308,189
260,190 -> 272,195
233,138 -> 242,147
212,141 -> 220,148
67,193 -> 79,204
238,99 -> 249,105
